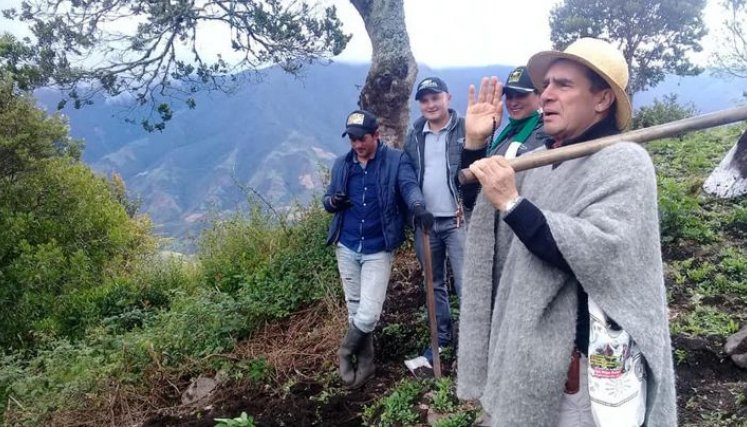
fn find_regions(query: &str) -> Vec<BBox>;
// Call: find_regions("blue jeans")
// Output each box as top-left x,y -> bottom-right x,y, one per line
335,244 -> 394,333
414,216 -> 466,348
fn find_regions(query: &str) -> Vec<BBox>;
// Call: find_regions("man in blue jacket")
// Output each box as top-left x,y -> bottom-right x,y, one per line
403,77 -> 466,373
324,109 -> 434,389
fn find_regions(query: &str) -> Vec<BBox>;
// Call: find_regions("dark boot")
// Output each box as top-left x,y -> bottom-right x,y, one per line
350,332 -> 375,389
338,324 -> 366,387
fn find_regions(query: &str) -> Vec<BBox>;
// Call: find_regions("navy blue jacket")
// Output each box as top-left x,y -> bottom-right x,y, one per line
324,141 -> 425,252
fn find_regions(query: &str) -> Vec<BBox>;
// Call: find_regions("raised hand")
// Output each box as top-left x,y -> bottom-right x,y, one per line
465,76 -> 504,149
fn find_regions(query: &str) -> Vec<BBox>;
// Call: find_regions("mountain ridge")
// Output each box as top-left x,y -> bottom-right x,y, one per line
33,62 -> 747,243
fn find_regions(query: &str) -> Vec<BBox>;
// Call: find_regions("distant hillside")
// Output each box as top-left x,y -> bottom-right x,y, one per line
34,63 -> 747,244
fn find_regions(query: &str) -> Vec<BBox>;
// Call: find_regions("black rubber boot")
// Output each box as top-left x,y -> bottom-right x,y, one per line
338,324 -> 366,387
350,332 -> 375,389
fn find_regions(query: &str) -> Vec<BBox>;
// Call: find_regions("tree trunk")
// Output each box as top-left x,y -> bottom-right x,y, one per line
350,0 -> 417,148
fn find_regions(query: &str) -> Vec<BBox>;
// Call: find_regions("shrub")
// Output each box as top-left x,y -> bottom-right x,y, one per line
0,86 -> 156,349
657,177 -> 716,243
1,203 -> 339,425
632,94 -> 697,129
0,159 -> 155,349
200,202 -> 339,325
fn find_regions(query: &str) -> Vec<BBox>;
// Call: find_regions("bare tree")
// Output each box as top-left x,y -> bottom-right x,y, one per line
550,0 -> 707,99
350,0 -> 416,148
712,0 -> 747,79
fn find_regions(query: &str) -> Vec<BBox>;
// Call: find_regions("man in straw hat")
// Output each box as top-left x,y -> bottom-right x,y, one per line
456,38 -> 676,426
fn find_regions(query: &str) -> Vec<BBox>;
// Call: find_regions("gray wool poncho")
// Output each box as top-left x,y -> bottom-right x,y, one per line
456,142 -> 677,426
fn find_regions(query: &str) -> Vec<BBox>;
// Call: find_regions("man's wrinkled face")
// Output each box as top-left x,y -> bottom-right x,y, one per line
418,91 -> 451,125
504,90 -> 541,120
540,60 -> 613,142
349,131 -> 378,161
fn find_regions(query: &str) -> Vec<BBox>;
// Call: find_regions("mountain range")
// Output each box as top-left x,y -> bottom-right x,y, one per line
33,62 -> 747,246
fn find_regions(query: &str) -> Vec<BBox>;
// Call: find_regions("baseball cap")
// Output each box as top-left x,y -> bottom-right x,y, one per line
341,110 -> 379,139
415,77 -> 449,100
504,66 -> 536,95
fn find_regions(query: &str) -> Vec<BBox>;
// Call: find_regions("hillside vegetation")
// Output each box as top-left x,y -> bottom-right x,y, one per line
2,88 -> 747,426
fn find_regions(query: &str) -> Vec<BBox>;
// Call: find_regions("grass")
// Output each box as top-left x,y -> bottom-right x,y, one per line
671,305 -> 741,336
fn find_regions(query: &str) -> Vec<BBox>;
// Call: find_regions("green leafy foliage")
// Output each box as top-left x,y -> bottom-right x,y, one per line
725,205 -> 747,238
0,35 -> 48,92
0,158 -> 155,346
671,305 -> 740,336
0,87 -> 155,350
363,379 -> 425,427
1,200 -> 338,425
550,0 -> 707,94
1,0 -> 351,130
214,411 -> 256,427
433,412 -> 474,427
652,124 -> 747,423
682,248 -> 747,298
673,348 -> 688,365
633,94 -> 698,129
430,377 -> 457,413
362,377 -> 478,427
648,126 -> 744,245
0,79 -> 81,178
199,202 -> 339,325
657,177 -> 716,243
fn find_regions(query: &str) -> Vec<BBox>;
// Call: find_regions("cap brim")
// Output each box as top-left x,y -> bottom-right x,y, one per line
504,85 -> 535,94
342,127 -> 367,139
415,88 -> 445,100
527,50 -> 632,130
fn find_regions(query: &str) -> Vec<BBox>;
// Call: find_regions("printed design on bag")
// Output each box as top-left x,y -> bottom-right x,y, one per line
589,311 -> 629,378
587,298 -> 646,424
588,309 -> 647,409
589,343 -> 628,378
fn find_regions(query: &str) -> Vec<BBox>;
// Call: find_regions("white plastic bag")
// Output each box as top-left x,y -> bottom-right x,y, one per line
587,298 -> 647,427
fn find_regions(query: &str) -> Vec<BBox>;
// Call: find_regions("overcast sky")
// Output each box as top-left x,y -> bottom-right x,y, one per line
326,0 -> 728,69
0,0 -> 731,69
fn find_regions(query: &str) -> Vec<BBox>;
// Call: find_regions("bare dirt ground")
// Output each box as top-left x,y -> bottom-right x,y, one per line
142,247 -> 747,427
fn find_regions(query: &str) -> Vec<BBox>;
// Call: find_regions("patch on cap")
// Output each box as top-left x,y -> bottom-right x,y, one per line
503,66 -> 536,94
347,112 -> 365,126
507,68 -> 524,84
419,79 -> 439,90
415,76 -> 449,100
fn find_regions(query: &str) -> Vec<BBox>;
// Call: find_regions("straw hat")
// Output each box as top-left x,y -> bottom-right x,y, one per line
527,37 -> 632,130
